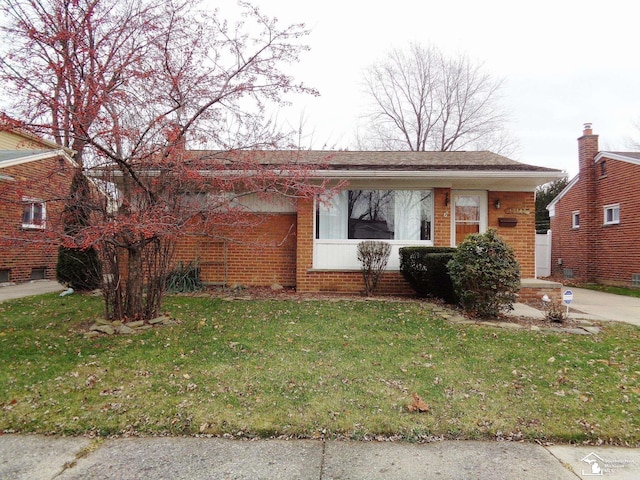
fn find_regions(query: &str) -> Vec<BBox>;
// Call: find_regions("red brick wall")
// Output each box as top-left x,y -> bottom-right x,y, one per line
488,191 -> 536,278
0,157 -> 73,283
173,213 -> 298,287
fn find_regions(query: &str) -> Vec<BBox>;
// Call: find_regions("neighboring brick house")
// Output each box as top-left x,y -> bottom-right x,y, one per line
0,128 -> 76,284
172,150 -> 564,300
548,124 -> 640,287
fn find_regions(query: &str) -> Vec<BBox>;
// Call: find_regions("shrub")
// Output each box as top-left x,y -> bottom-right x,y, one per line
56,245 -> 102,291
56,170 -> 102,291
447,229 -> 520,318
543,299 -> 567,323
166,261 -> 203,293
357,241 -> 391,296
399,247 -> 457,303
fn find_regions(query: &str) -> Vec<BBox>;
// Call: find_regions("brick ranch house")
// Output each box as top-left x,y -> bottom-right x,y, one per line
0,127 -> 76,284
171,150 -> 564,303
548,123 -> 640,286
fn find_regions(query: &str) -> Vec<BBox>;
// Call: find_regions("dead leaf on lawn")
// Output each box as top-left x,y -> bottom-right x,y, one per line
408,392 -> 430,413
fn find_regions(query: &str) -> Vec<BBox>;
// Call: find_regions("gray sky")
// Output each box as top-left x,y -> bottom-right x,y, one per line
214,0 -> 639,178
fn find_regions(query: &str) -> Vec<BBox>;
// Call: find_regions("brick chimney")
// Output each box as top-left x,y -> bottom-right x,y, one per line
578,122 -> 598,175
577,123 -> 598,282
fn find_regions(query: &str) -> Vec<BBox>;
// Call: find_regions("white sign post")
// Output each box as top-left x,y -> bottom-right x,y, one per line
563,290 -> 574,318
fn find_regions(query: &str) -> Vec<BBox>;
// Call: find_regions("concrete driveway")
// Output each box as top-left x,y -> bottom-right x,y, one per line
564,286 -> 640,326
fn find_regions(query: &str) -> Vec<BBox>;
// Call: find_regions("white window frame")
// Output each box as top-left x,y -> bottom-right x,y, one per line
572,211 -> 580,229
313,190 -> 434,270
21,197 -> 46,229
603,204 -> 620,226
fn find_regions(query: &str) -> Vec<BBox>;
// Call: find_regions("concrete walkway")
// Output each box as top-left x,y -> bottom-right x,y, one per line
508,286 -> 640,327
1,434 -> 639,479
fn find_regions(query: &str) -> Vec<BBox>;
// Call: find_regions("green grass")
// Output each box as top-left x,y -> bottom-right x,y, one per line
1,293 -> 639,445
579,283 -> 640,298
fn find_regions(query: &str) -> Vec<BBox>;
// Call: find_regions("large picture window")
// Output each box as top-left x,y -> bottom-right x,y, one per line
317,190 -> 432,241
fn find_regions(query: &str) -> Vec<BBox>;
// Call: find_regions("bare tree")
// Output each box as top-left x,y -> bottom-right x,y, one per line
361,42 -> 516,154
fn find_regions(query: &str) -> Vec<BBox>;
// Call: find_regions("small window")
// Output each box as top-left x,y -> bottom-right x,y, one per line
22,198 -> 46,229
0,269 -> 10,283
572,211 -> 580,229
30,268 -> 46,280
603,204 -> 620,225
599,160 -> 607,177
632,274 -> 640,287
563,268 -> 574,279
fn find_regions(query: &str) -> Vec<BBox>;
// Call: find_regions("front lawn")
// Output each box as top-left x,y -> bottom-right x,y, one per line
1,293 -> 639,445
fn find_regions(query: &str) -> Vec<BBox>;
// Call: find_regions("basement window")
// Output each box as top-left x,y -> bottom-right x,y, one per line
563,268 -> 574,279
632,274 -> 640,287
603,204 -> 620,225
30,268 -> 46,280
0,269 -> 9,283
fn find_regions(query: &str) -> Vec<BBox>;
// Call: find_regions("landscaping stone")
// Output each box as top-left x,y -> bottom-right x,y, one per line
90,324 -> 115,335
496,322 -> 524,329
116,325 -> 136,334
148,316 -> 169,325
128,320 -> 145,328
581,326 -> 601,334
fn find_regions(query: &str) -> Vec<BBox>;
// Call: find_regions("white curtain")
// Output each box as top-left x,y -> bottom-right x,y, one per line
318,191 -> 348,239
394,191 -> 422,240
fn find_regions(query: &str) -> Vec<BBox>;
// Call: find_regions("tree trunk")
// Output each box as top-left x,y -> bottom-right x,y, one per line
124,246 -> 144,320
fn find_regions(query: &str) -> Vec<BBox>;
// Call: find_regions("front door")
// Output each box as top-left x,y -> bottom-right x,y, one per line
452,191 -> 487,245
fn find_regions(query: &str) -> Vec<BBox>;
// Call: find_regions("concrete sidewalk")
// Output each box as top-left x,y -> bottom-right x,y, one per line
0,280 -> 65,302
1,434 -> 639,480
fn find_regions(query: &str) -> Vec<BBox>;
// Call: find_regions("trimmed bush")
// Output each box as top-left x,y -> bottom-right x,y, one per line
447,229 -> 520,318
399,247 -> 457,303
357,241 -> 391,296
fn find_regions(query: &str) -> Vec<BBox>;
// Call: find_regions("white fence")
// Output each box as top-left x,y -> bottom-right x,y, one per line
535,230 -> 552,278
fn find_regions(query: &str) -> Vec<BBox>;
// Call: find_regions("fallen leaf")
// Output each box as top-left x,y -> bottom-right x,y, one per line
408,393 -> 430,413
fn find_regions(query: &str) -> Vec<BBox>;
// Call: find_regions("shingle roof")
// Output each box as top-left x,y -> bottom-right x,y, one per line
191,149 -> 561,173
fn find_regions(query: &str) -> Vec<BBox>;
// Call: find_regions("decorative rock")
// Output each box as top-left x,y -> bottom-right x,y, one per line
270,283 -> 284,291
116,324 -> 136,334
149,316 -> 169,325
95,318 -> 112,326
127,320 -> 145,328
530,325 -> 541,331
89,324 -> 115,335
496,322 -> 524,329
137,325 -> 153,330
564,328 -> 591,335
580,326 -> 600,334
84,331 -> 101,338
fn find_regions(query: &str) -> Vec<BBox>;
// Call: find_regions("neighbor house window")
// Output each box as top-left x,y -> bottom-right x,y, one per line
603,204 -> 620,225
316,190 -> 432,241
599,160 -> 607,177
22,198 -> 46,229
572,211 -> 580,229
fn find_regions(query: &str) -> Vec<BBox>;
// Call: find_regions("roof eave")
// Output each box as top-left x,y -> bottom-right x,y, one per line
0,149 -> 77,169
